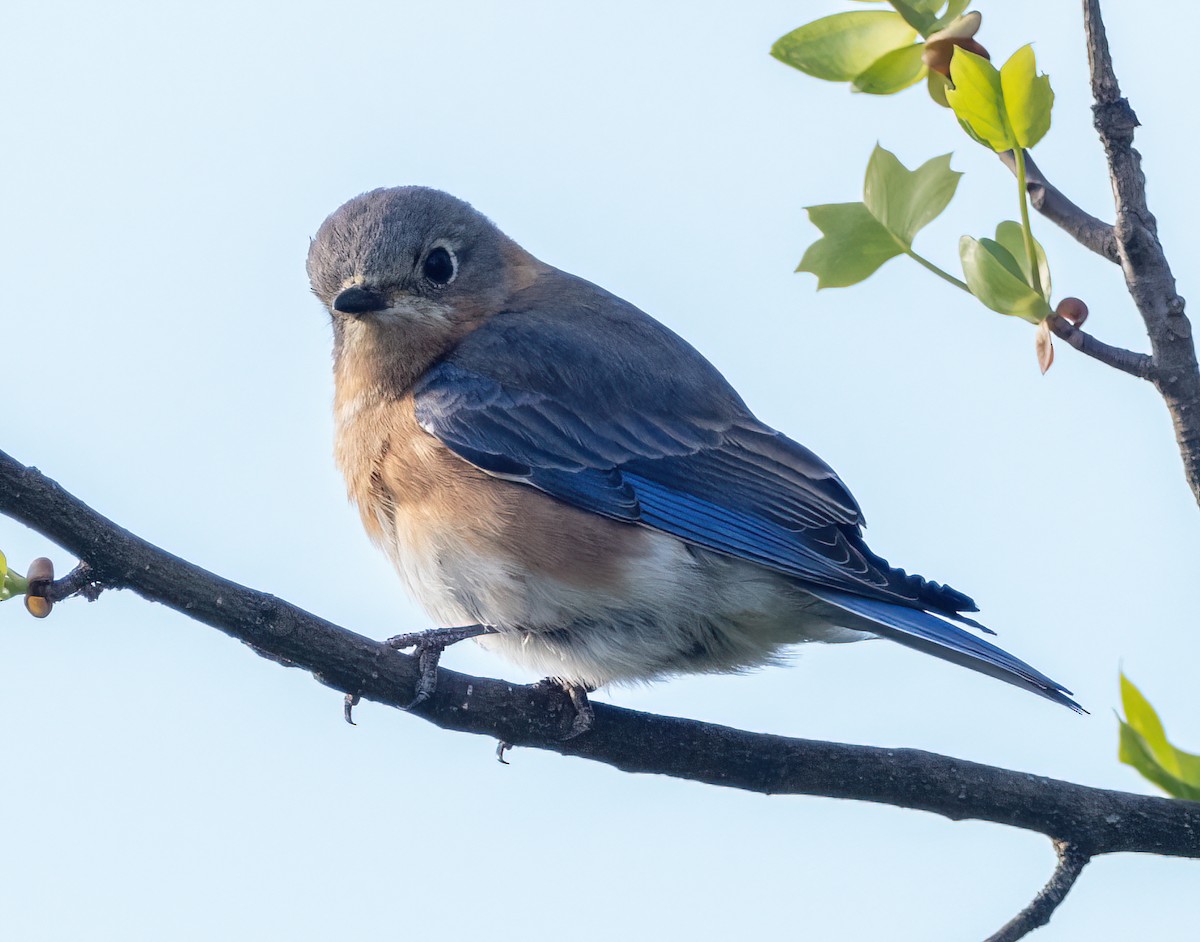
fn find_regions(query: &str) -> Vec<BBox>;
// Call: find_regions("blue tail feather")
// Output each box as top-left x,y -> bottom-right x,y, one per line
810,588 -> 1084,713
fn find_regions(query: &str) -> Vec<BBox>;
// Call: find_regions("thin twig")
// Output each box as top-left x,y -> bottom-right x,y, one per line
997,150 -> 1118,263
1046,313 -> 1154,380
985,841 -> 1093,942
2,447 -> 1199,859
43,562 -> 102,602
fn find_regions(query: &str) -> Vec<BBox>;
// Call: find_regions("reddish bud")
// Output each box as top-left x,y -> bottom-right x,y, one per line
932,11 -> 982,42
922,42 -> 954,77
956,38 -> 990,60
1055,297 -> 1089,327
24,557 -> 54,618
924,12 -> 988,78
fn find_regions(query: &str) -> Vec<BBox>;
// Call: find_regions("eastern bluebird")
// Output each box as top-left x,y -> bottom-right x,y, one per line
307,186 -> 1080,730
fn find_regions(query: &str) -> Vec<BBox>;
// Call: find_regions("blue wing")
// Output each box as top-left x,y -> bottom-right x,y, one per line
414,281 -> 1080,711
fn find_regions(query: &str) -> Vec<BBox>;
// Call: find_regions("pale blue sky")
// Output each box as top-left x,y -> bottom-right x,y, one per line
2,2 -> 1197,939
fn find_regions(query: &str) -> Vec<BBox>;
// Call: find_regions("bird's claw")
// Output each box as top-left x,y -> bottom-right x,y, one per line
385,625 -> 494,710
405,642 -> 442,710
535,678 -> 595,739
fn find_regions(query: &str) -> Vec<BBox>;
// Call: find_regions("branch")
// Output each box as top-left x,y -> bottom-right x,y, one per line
998,150 -> 1118,263
992,146 -> 1156,385
1083,0 -> 1200,505
985,841 -> 1093,942
2,447 -> 1199,864
1046,313 -> 1154,380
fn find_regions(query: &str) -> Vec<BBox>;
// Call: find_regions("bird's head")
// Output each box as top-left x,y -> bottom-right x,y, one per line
308,187 -> 542,388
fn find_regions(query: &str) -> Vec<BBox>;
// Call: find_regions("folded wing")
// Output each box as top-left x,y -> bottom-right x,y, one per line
412,287 -> 1079,710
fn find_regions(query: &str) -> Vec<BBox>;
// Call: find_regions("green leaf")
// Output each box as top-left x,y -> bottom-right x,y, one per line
772,12 -> 918,82
927,69 -> 951,107
1118,723 -> 1200,801
1120,674 -> 1200,785
861,1 -> 967,34
979,238 -> 1026,282
799,203 -> 903,288
929,0 -> 970,31
887,0 -> 939,35
946,48 -> 1013,152
947,45 -> 1055,152
863,145 -> 962,246
1000,44 -> 1054,149
801,145 -> 961,290
959,235 -> 1053,323
1122,674 -> 1171,759
994,220 -> 1051,297
852,43 -> 927,95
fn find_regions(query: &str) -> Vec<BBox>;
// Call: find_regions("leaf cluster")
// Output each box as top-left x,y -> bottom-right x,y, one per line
776,2 -> 1059,363
771,1 -> 970,98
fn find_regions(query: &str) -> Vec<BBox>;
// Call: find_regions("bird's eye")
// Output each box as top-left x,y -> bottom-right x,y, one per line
422,246 -> 457,286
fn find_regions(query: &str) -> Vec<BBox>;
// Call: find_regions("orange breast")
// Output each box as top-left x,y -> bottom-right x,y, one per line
337,392 -> 647,592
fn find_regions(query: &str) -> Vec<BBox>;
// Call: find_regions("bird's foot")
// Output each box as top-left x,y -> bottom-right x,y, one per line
386,624 -> 496,709
534,678 -> 596,739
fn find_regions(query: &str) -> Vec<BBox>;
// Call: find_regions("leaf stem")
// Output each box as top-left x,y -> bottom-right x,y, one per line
1,567 -> 29,601
1013,147 -> 1045,298
903,247 -> 970,292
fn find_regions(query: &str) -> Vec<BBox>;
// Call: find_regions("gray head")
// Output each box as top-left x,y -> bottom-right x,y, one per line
306,187 -> 518,325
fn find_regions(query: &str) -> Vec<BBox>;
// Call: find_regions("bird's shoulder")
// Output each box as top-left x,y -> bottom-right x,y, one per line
441,268 -> 752,424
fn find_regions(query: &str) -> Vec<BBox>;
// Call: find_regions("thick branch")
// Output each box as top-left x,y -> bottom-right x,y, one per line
985,841 -> 1093,942
1084,0 -> 1200,505
2,448 -> 1199,861
998,150 -> 1118,263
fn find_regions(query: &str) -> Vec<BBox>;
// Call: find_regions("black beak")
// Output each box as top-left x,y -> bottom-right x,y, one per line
333,285 -> 388,316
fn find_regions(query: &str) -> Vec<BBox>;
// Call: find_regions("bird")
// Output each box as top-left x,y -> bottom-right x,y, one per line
306,186 -> 1080,732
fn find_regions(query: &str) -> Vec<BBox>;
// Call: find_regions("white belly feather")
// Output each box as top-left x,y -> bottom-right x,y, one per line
382,504 -> 867,688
